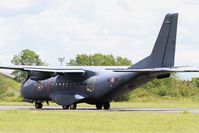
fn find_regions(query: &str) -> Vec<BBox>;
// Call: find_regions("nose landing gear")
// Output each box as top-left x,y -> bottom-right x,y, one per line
35,102 -> 43,109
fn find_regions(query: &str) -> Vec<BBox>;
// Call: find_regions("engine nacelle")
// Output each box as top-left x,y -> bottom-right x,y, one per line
29,71 -> 55,80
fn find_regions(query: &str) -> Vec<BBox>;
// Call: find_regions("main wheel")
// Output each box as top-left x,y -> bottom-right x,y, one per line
35,102 -> 43,109
103,102 -> 110,110
96,104 -> 103,110
62,105 -> 69,110
69,103 -> 77,110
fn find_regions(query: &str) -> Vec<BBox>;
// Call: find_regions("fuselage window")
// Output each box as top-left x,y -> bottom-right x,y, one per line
45,83 -> 48,87
65,83 -> 68,87
82,83 -> 85,87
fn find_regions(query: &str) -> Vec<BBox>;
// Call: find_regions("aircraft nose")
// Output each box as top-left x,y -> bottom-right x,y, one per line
20,80 -> 35,99
20,83 -> 29,99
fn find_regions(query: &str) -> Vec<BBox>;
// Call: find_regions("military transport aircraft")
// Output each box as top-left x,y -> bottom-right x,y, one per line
0,13 -> 198,110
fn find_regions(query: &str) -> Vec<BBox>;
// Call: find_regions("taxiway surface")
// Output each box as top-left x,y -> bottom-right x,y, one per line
0,106 -> 199,114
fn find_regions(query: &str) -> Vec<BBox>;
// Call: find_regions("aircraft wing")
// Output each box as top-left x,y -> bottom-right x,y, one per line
0,65 -> 85,74
106,67 -> 199,72
1,65 -> 199,73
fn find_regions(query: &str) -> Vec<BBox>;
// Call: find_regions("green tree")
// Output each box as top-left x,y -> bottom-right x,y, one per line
68,53 -> 132,66
68,53 -> 132,101
128,77 -> 199,102
11,49 -> 46,82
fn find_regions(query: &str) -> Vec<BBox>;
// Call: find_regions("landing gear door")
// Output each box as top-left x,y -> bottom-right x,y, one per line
87,76 -> 97,92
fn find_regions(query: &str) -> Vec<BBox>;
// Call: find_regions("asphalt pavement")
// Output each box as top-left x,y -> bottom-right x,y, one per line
0,105 -> 199,114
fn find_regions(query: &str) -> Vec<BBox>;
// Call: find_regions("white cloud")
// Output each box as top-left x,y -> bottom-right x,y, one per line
0,0 -> 33,10
0,18 -> 16,47
124,0 -> 181,10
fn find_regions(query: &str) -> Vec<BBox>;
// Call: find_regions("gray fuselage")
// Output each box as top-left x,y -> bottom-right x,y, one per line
21,67 -> 161,105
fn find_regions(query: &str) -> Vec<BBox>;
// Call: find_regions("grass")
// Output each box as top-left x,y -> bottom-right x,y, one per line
0,102 -> 31,106
0,110 -> 198,133
0,73 -> 21,102
0,101 -> 198,133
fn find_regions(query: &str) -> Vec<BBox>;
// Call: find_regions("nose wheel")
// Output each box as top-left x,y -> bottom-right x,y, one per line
35,102 -> 43,109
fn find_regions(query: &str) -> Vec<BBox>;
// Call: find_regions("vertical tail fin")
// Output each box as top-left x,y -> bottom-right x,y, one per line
130,13 -> 178,69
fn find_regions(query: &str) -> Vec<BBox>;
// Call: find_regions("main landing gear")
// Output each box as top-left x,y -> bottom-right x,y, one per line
62,103 -> 77,110
62,105 -> 69,110
62,102 -> 110,110
96,102 -> 110,110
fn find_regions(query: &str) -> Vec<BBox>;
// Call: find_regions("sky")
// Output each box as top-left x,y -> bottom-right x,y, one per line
0,0 -> 199,79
